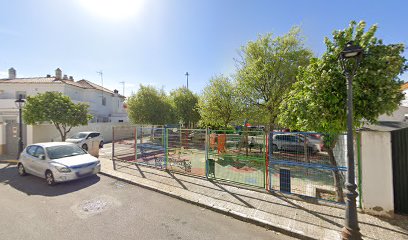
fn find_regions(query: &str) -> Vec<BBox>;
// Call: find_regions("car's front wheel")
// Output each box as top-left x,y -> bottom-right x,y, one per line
45,170 -> 56,186
99,141 -> 104,148
82,143 -> 88,151
18,163 -> 27,176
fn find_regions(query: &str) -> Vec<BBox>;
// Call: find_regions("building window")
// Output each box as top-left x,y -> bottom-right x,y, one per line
102,96 -> 106,106
16,91 -> 26,99
119,120 -> 123,122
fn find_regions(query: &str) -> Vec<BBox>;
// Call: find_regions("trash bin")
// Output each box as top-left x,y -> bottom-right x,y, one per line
208,158 -> 215,178
87,140 -> 100,158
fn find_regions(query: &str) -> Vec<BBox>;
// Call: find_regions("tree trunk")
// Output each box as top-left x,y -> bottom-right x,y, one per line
54,123 -> 65,142
327,145 -> 344,203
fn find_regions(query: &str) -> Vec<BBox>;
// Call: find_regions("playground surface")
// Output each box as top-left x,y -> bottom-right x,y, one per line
98,153 -> 408,240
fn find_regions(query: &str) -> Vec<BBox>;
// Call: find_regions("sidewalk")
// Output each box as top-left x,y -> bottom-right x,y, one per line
99,157 -> 408,240
0,154 -> 18,164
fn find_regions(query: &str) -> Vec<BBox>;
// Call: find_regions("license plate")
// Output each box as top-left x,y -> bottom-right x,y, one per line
78,168 -> 92,175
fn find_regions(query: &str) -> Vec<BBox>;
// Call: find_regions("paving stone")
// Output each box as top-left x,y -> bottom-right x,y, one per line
101,157 -> 408,240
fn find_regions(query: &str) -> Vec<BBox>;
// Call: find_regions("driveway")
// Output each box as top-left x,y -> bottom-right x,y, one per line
0,163 -> 294,240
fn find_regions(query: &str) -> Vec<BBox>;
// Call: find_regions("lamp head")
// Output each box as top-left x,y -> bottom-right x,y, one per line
341,41 -> 363,59
15,94 -> 25,109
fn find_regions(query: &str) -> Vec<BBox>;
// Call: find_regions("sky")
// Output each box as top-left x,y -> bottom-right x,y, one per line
0,0 -> 407,97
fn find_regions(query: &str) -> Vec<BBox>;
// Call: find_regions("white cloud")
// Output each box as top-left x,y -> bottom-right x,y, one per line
0,71 -> 7,79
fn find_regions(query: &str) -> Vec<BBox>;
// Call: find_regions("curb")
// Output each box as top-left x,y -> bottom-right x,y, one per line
0,160 -> 18,164
99,171 -> 316,240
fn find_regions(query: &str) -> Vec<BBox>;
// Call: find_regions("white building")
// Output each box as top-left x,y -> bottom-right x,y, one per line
401,82 -> 408,107
0,67 -> 128,155
0,67 -> 128,123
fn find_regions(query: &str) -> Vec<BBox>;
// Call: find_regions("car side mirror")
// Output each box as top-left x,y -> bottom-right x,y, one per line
39,154 -> 46,160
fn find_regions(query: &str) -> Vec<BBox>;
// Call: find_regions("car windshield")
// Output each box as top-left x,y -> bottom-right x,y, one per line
46,145 -> 87,159
70,133 -> 88,139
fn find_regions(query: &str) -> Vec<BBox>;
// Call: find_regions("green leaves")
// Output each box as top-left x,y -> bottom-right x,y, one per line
170,87 -> 200,127
279,20 -> 407,135
197,75 -> 240,128
235,27 -> 313,128
127,85 -> 176,125
23,92 -> 92,140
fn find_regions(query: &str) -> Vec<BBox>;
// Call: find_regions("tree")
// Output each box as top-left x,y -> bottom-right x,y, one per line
127,85 -> 176,125
235,27 -> 313,129
170,87 -> 200,128
197,75 -> 240,128
278,21 -> 407,202
23,92 -> 92,141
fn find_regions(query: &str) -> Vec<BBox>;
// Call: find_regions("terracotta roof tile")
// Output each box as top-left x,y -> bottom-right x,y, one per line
0,77 -> 125,98
401,82 -> 408,91
0,77 -> 59,83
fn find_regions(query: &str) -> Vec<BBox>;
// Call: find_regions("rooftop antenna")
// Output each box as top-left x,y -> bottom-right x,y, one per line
119,81 -> 125,96
185,72 -> 189,89
97,70 -> 104,101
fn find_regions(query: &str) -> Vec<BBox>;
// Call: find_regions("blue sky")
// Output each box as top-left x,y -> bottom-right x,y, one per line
1,0 -> 407,97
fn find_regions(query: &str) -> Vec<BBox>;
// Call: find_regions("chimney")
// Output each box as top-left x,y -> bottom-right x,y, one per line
63,74 -> 68,80
69,76 -> 74,81
46,74 -> 51,77
114,89 -> 119,94
8,68 -> 16,79
55,68 -> 62,80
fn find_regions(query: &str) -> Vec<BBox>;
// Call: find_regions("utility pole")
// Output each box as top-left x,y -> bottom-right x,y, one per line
119,81 -> 125,96
185,72 -> 189,89
97,71 -> 104,106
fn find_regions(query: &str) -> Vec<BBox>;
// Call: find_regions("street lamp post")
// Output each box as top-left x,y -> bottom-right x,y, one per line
339,41 -> 363,240
15,94 -> 25,158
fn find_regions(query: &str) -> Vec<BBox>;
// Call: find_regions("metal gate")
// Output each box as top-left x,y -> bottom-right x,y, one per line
268,132 -> 348,203
112,126 -> 207,176
5,120 -> 18,157
391,128 -> 408,214
166,128 -> 206,176
207,130 -> 266,188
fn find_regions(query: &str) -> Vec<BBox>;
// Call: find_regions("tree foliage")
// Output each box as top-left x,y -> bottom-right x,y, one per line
235,27 -> 313,129
23,92 -> 92,141
127,85 -> 176,125
197,75 -> 240,128
278,20 -> 407,202
170,87 -> 200,127
279,21 -> 407,135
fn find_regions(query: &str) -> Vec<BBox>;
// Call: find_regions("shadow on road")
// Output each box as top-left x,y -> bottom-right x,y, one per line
0,163 -> 100,196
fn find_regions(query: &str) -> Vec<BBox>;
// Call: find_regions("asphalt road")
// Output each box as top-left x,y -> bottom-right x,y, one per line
0,163 -> 294,240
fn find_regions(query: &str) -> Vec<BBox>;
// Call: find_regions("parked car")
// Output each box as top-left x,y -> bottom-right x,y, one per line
188,131 -> 206,140
17,142 -> 101,185
272,133 -> 319,154
301,134 -> 324,152
65,131 -> 104,151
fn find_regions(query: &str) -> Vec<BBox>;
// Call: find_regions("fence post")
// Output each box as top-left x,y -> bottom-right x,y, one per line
265,131 -> 268,190
134,127 -> 137,162
112,126 -> 116,170
268,131 -> 274,191
205,127 -> 209,178
164,127 -> 168,170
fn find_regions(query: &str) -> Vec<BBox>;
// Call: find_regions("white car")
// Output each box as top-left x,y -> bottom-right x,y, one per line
17,142 -> 101,185
65,131 -> 104,151
272,133 -> 319,154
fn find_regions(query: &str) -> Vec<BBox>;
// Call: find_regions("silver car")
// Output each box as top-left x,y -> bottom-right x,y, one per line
65,131 -> 104,151
17,142 -> 101,185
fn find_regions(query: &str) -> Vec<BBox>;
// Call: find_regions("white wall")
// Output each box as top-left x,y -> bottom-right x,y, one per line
360,131 -> 394,217
0,123 -> 5,154
0,82 -> 128,122
27,122 -> 131,144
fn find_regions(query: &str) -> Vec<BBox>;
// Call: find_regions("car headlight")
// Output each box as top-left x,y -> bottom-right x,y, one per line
52,164 -> 71,173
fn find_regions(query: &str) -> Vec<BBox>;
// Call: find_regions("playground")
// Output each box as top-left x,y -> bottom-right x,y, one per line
111,126 -> 350,203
